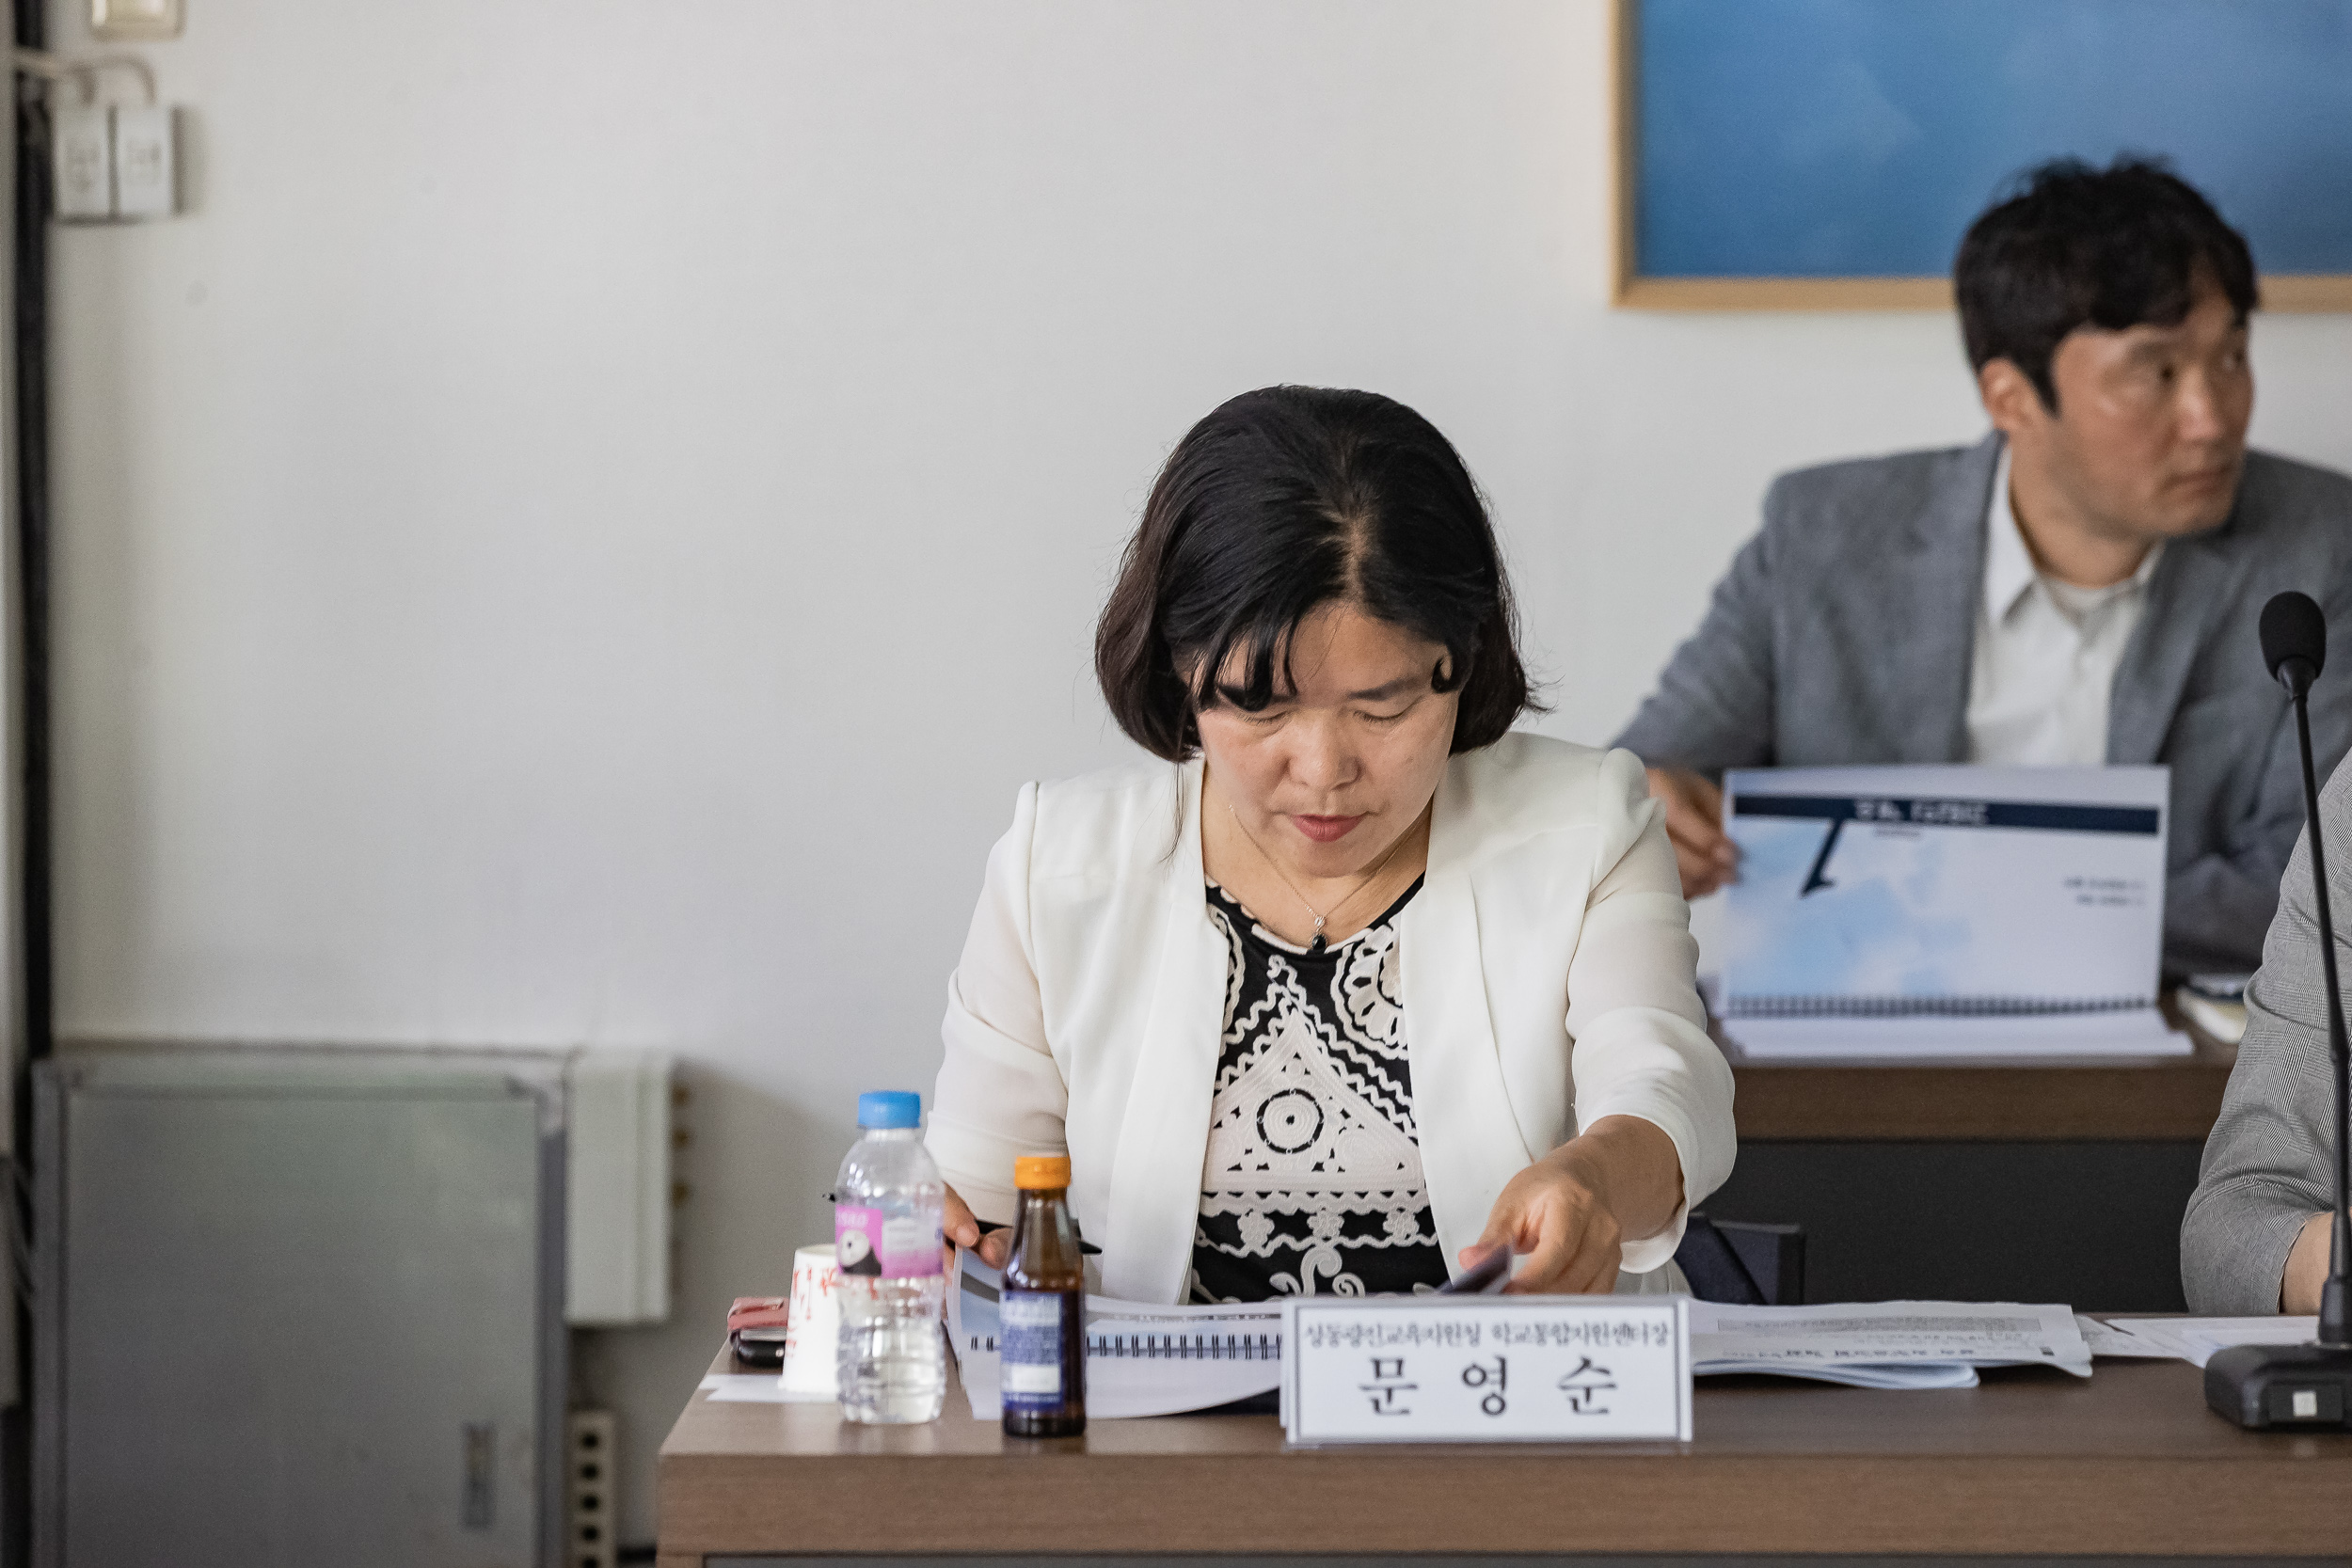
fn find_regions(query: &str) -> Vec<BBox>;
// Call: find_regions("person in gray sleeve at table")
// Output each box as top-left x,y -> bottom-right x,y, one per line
1614,157 -> 2352,978
2185,753 -> 2352,1314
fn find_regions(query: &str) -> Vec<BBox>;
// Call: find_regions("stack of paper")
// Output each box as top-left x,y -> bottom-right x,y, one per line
2093,1316 -> 2318,1368
2074,1315 -> 2173,1358
1689,1301 -> 2092,1388
701,1372 -> 818,1404
947,1255 -> 1282,1418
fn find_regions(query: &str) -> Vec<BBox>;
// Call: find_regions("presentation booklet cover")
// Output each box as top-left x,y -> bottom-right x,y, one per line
1717,765 -> 2182,1059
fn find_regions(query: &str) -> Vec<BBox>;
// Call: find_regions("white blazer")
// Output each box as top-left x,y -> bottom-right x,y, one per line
928,732 -> 1738,1304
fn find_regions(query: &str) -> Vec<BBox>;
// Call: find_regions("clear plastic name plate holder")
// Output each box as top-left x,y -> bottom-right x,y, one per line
1279,1294 -> 1692,1445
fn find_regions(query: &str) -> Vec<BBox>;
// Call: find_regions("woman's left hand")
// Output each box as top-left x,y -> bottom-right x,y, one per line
1460,1116 -> 1684,1294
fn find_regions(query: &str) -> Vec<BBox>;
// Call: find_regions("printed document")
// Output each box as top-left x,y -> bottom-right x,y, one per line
701,1372 -> 833,1404
2094,1316 -> 2318,1369
1719,764 -> 2184,1058
1689,1300 -> 2092,1388
948,1253 -> 1281,1418
2075,1315 -> 2172,1358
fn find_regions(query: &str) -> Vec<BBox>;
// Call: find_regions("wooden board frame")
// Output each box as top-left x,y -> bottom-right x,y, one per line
1608,0 -> 2352,312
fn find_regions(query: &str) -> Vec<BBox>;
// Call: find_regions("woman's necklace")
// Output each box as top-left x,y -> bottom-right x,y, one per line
1226,804 -> 1412,954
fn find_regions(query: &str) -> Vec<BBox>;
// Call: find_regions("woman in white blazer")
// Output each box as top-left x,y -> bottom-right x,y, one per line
930,387 -> 1736,1304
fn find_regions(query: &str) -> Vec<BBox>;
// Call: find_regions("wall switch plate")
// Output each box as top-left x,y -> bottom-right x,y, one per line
52,103 -> 113,220
112,104 -> 175,218
565,1411 -> 619,1568
90,0 -> 183,41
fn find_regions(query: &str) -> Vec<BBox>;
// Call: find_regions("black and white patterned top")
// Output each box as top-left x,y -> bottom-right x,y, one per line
1186,876 -> 1448,1303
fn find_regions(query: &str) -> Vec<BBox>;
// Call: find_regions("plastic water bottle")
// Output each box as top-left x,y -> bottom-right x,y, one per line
834,1090 -> 946,1423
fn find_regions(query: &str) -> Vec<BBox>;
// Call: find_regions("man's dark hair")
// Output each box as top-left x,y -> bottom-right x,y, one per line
1955,156 -> 2258,411
1095,385 -> 1537,762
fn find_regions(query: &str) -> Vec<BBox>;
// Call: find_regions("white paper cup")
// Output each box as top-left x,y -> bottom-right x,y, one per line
779,1243 -> 841,1398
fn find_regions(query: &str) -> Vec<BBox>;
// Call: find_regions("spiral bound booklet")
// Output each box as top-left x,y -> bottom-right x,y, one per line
948,1254 -> 1283,1418
1717,764 -> 2185,1058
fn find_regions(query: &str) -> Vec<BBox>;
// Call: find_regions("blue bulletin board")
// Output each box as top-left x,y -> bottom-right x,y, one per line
1613,0 -> 2352,309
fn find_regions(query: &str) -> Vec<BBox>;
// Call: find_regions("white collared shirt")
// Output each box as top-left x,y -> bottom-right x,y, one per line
1963,448 -> 2164,768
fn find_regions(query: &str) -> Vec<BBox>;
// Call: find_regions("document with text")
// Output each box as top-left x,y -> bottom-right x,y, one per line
1718,764 -> 2184,1058
1689,1300 -> 2093,1388
2093,1316 -> 2318,1368
947,1253 -> 1282,1418
2075,1314 -> 2174,1358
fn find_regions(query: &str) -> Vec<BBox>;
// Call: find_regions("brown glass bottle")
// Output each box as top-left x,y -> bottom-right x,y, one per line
999,1154 -> 1086,1437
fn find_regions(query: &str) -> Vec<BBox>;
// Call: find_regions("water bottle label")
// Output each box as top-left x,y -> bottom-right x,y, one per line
1000,1290 -> 1068,1407
834,1204 -> 942,1278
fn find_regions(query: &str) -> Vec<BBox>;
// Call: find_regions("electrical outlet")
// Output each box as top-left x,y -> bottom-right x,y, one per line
565,1410 -> 618,1568
48,102 -> 178,222
112,104 -> 175,218
52,103 -> 113,220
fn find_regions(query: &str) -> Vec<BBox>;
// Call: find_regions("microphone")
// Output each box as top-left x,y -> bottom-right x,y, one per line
2208,590 -> 2352,1427
2263,589 -> 2327,698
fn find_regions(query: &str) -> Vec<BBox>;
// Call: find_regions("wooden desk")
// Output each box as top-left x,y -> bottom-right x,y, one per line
1726,1025 -> 2238,1142
660,1348 -> 2352,1563
1709,1022 -> 2239,1309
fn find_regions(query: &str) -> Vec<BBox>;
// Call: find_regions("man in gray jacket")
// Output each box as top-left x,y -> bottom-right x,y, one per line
1616,158 -> 2352,977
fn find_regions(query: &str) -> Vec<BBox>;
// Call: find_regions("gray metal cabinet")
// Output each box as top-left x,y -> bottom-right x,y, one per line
34,1048 -> 568,1568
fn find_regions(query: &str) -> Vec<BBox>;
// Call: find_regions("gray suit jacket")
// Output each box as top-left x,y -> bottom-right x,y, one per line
1614,433 -> 2352,976
2182,752 -> 2352,1313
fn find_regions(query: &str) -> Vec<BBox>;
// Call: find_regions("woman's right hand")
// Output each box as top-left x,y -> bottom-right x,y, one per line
945,1183 -> 1010,1270
1648,766 -> 1739,898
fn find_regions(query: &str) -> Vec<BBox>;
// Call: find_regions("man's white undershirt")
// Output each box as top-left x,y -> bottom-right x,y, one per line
1963,446 -> 2164,767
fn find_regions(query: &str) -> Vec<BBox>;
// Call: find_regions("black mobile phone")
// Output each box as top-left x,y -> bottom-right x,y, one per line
1438,1240 -> 1512,1295
976,1219 -> 1101,1256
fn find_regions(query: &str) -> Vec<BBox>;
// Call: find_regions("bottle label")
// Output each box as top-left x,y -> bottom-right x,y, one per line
1000,1289 -> 1072,1408
834,1204 -> 942,1278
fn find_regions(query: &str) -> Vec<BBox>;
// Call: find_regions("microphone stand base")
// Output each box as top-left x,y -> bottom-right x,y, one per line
2205,1342 -> 2352,1428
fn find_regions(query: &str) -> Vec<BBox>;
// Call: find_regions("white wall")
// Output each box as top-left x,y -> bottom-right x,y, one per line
45,0 -> 2352,1540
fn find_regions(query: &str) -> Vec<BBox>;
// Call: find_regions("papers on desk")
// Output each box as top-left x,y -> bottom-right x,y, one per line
2094,1317 -> 2319,1369
698,1372 -> 834,1404
2074,1315 -> 2173,1358
947,1254 -> 1281,1419
1723,1008 -> 2187,1058
1689,1301 -> 2092,1388
1719,765 -> 2184,1059
2173,986 -> 2249,1046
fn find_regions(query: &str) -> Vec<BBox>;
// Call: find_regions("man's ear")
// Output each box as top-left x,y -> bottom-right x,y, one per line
1978,357 -> 2050,439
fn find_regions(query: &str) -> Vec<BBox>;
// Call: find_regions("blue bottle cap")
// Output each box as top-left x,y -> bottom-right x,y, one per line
857,1091 -> 922,1130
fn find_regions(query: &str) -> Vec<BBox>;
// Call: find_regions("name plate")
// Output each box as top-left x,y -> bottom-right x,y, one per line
1279,1295 -> 1692,1444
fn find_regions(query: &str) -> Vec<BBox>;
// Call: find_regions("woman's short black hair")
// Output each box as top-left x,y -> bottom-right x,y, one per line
1095,385 -> 1536,762
1955,155 -> 2258,412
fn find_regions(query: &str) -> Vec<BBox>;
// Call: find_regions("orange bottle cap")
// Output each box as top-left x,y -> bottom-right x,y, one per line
1014,1154 -> 1071,1189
